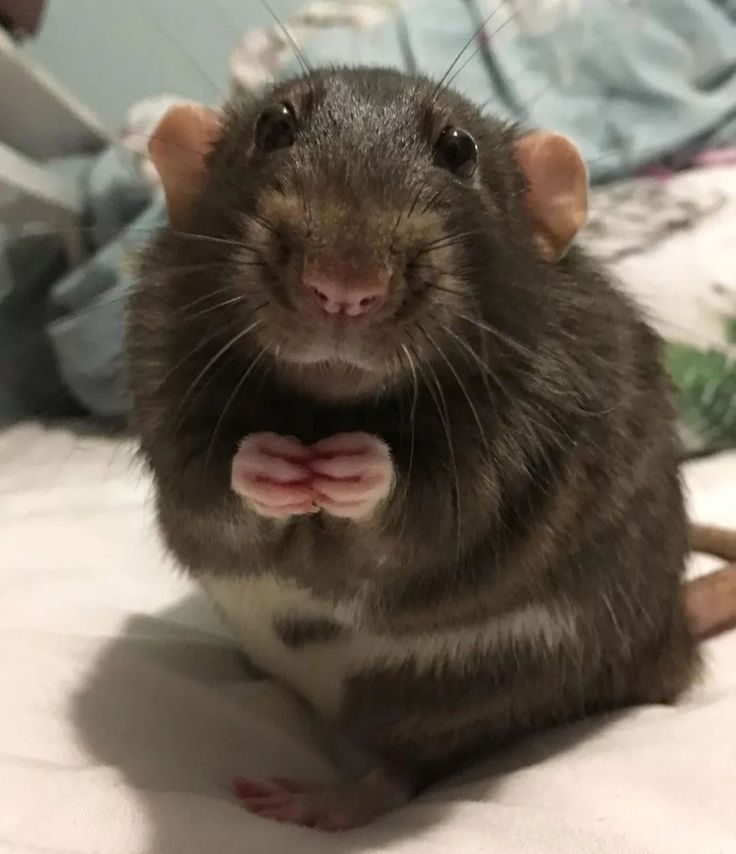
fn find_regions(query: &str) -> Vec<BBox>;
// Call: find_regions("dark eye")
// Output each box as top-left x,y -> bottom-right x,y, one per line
434,126 -> 478,179
255,103 -> 298,152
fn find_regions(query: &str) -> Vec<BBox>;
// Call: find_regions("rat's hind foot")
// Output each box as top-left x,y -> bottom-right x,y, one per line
233,769 -> 410,831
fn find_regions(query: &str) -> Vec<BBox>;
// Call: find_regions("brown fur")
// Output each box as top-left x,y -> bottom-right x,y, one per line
127,68 -> 700,794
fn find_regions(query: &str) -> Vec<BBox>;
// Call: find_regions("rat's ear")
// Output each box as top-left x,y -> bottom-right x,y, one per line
148,104 -> 222,228
514,131 -> 588,262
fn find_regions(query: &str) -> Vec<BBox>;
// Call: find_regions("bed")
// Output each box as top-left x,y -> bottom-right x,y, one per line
1,423 -> 735,854
3,2 -> 736,852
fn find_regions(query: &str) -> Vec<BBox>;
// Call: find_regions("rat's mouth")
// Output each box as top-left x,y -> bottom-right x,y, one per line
267,320 -> 379,368
266,331 -> 392,400
285,358 -> 385,401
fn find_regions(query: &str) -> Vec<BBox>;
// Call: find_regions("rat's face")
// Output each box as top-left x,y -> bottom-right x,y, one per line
193,69 -> 523,400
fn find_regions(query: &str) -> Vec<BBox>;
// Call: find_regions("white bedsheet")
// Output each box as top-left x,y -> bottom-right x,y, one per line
1,423 -> 735,854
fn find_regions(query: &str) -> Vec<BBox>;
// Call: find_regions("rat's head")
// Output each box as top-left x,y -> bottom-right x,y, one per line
149,68 -> 587,401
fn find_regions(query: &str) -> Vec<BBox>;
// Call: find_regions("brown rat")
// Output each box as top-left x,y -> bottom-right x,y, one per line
126,66 -> 736,831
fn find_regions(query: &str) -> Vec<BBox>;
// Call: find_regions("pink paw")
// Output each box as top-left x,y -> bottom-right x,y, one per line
231,433 -> 317,519
309,432 -> 394,520
232,772 -> 407,831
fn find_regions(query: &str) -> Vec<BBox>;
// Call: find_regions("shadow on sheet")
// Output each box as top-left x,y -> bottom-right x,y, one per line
71,593 -> 614,854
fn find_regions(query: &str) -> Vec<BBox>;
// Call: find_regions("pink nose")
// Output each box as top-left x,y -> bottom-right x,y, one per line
305,273 -> 388,317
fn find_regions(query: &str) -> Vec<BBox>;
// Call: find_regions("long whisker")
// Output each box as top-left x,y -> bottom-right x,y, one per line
204,345 -> 270,471
414,228 -> 485,258
291,170 -> 314,238
457,312 -> 537,362
175,320 -> 263,422
442,325 -> 503,432
445,3 -> 523,93
415,347 -> 462,562
178,283 -> 237,313
441,319 -> 578,458
422,327 -> 489,453
261,0 -> 312,75
160,262 -> 234,279
426,282 -> 462,297
248,212 -> 279,235
432,1 -> 508,99
165,230 -> 259,250
159,317 -> 244,386
183,293 -> 256,322
398,344 -> 420,537
391,185 -> 423,245
422,190 -> 444,215
129,0 -> 225,100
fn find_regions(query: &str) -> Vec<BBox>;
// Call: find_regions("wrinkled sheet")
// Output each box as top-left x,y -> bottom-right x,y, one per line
1,422 -> 735,854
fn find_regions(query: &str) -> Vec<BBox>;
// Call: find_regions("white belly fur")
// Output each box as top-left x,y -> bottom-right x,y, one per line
202,573 -> 579,720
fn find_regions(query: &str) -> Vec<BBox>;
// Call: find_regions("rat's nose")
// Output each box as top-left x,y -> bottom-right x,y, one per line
304,272 -> 388,317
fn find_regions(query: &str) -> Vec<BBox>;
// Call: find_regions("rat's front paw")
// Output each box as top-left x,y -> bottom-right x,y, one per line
231,433 -> 317,519
309,433 -> 394,520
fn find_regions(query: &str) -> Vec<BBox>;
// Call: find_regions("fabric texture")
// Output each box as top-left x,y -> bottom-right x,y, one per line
233,0 -> 736,183
0,422 -> 735,854
580,164 -> 736,455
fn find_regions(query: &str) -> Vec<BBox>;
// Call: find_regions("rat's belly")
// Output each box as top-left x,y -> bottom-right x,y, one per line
201,573 -> 364,719
202,573 -> 578,721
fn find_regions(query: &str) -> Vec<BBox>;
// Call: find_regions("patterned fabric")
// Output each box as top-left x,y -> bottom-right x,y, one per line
229,0 -> 736,185
581,164 -> 736,455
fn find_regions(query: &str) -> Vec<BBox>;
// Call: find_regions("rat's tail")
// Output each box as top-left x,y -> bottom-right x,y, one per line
689,523 -> 736,562
684,524 -> 736,640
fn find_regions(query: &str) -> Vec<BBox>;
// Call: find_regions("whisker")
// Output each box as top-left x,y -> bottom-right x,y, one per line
391,186 -> 421,244
410,261 -> 450,273
159,316 -> 245,386
440,323 -> 501,407
458,312 -> 537,362
176,320 -> 263,422
441,316 -> 594,452
445,3 -> 523,93
178,284 -> 236,312
204,345 -> 270,471
159,261 -> 234,278
415,226 -> 487,255
426,283 -> 461,297
415,342 -> 462,562
261,0 -> 312,75
432,1 -> 507,100
398,344 -> 420,537
128,0 -> 225,100
248,212 -> 279,235
291,170 -> 315,238
422,327 -> 489,453
182,293 -> 257,322
421,190 -> 444,215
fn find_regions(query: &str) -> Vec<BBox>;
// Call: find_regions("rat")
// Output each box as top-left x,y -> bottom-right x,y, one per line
126,66 -> 736,832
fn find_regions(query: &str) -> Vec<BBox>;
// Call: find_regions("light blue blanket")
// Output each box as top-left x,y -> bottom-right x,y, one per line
2,0 -> 736,419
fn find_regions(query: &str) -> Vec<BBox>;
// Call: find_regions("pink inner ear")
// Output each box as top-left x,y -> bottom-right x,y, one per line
515,131 -> 588,262
148,104 -> 222,226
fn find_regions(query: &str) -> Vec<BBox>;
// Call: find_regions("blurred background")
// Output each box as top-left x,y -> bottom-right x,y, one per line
25,0 -> 301,124
1,0 -> 735,453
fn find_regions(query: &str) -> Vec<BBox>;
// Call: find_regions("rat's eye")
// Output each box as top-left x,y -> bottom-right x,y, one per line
434,126 -> 478,179
255,103 -> 298,152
